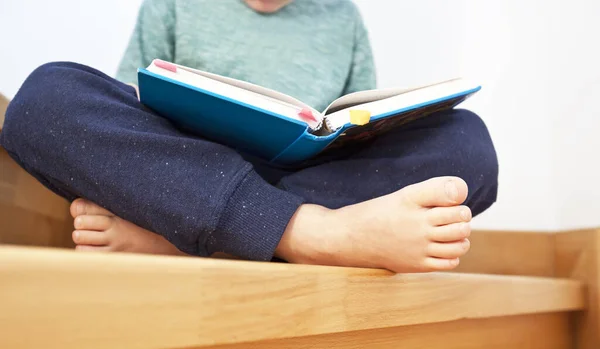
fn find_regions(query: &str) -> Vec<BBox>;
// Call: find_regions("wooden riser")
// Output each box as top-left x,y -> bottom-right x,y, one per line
454,229 -> 557,277
208,313 -> 572,349
0,246 -> 585,349
454,229 -> 600,349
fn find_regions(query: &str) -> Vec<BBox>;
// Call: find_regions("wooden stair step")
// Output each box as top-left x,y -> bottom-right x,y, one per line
0,246 -> 585,349
214,313 -> 573,349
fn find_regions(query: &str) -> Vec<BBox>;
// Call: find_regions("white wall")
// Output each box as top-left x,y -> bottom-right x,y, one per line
0,0 -> 143,98
456,0 -> 559,230
545,0 -> 600,230
2,0 -> 599,231
355,0 -> 600,231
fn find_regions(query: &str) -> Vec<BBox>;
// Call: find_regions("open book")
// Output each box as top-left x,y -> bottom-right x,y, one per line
138,59 -> 480,165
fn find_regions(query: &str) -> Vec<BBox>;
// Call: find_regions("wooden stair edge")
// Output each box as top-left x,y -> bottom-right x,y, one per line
0,246 -> 586,349
451,228 -> 600,349
0,92 -> 8,130
555,229 -> 600,349
210,313 -> 573,349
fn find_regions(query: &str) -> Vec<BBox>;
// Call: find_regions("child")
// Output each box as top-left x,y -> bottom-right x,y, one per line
0,0 -> 498,273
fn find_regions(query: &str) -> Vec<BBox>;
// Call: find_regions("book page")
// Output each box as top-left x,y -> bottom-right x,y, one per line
177,65 -> 319,115
320,93 -> 474,154
146,63 -> 323,130
324,78 -> 479,132
322,79 -> 460,115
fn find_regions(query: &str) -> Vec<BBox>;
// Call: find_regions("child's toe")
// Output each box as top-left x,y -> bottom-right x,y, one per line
70,199 -> 114,217
404,177 -> 469,207
427,205 -> 471,226
423,257 -> 461,271
72,230 -> 109,246
74,215 -> 114,231
428,222 -> 471,242
426,239 -> 471,259
75,245 -> 111,252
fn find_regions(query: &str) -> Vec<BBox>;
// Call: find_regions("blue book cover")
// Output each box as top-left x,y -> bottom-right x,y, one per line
138,60 -> 480,166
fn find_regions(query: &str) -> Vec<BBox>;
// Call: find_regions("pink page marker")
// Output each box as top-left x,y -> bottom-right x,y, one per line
153,59 -> 178,73
298,108 -> 318,123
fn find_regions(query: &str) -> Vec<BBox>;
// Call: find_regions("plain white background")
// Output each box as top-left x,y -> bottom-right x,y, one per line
1,0 -> 599,232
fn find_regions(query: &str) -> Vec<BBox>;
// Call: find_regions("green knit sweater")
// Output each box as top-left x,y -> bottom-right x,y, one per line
116,0 -> 376,111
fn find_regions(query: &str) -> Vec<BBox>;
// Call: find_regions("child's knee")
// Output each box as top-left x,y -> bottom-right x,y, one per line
448,109 -> 490,136
450,109 -> 498,207
10,62 -> 77,110
432,109 -> 498,198
16,61 -> 103,99
2,62 -> 83,151
24,62 -> 84,88
448,109 -> 497,166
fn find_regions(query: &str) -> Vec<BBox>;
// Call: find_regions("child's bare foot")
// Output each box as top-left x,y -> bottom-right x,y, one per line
70,199 -> 187,256
276,177 -> 472,273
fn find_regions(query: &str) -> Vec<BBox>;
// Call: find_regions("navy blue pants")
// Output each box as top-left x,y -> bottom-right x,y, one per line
1,62 -> 498,261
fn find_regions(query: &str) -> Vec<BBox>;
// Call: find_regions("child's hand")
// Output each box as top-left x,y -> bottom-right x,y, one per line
127,83 -> 140,101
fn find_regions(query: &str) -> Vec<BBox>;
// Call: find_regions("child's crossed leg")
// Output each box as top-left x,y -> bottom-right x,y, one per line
1,63 -> 497,274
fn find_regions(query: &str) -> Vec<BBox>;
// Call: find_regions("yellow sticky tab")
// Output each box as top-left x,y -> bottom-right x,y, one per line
349,110 -> 371,125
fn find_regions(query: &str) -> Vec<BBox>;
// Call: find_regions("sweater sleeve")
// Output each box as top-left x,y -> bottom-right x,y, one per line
342,4 -> 377,94
115,0 -> 176,84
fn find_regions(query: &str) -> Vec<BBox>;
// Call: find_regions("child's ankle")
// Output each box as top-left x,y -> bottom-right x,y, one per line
275,204 -> 342,265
